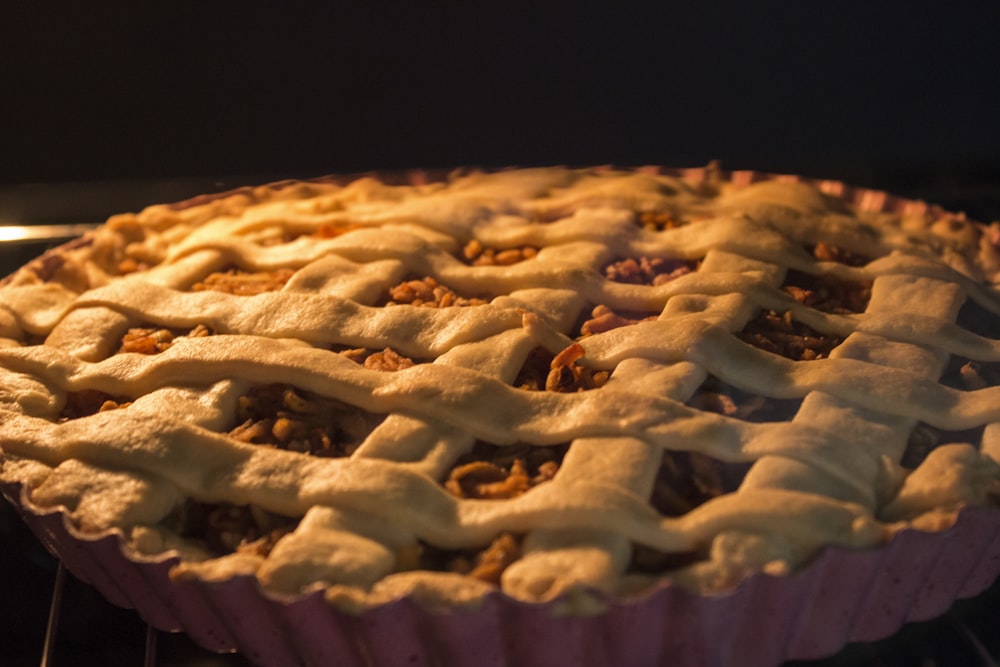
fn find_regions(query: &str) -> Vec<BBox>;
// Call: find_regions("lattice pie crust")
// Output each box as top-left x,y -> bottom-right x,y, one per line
2,166 -> 999,612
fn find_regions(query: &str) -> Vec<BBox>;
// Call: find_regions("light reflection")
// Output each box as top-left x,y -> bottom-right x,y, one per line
0,223 -> 99,244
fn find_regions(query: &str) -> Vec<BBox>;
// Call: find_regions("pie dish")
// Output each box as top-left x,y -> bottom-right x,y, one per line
1,165 -> 999,666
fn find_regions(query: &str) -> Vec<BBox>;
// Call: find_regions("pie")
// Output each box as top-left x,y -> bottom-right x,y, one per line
1,166 -> 999,665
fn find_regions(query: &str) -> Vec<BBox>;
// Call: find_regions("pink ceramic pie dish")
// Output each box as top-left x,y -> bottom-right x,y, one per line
3,477 -> 999,667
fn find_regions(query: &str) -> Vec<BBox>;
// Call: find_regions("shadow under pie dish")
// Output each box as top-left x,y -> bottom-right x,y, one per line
1,166 -> 999,667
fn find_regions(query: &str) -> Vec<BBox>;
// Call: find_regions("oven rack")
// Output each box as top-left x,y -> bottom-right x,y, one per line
2,493 -> 1000,667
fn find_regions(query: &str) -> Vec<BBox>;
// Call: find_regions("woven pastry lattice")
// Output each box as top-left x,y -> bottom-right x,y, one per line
2,166 -> 999,609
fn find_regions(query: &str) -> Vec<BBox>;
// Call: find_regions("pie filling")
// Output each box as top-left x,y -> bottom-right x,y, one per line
60,390 -> 133,420
190,266 -> 297,296
334,346 -> 420,372
154,382 -> 385,558
686,375 -> 802,423
382,276 -> 489,308
738,267 -> 871,361
164,499 -> 297,559
781,269 -> 872,315
228,383 -> 385,457
462,241 -> 538,266
636,210 -> 700,231
738,311 -> 843,361
940,355 -> 1000,392
903,354 -> 1000,467
444,440 -> 569,501
514,345 -> 610,392
904,423 -> 988,470
805,241 -> 871,267
416,532 -> 523,585
603,256 -> 700,286
119,324 -> 214,355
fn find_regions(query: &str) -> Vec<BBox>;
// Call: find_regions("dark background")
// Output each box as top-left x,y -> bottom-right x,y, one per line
2,1 -> 1000,220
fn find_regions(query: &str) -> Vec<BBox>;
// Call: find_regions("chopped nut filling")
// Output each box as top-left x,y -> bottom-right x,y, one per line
652,376 -> 762,520
636,210 -> 708,231
191,267 -> 296,295
59,390 -> 132,420
782,270 -> 872,315
228,384 -> 384,457
513,347 -> 554,390
383,276 -> 488,308
903,423 -> 987,469
462,240 -> 539,266
166,382 -> 378,558
737,269 -> 869,360
738,309 -> 843,361
957,360 -> 1000,390
418,441 -> 567,585
686,376 -> 802,423
118,324 -> 214,355
465,532 -> 522,583
418,532 -> 523,585
444,441 -> 569,500
513,345 -> 610,392
578,304 -> 657,337
939,356 -> 1000,392
807,241 -> 871,267
603,256 -> 700,285
638,211 -> 685,231
546,343 -> 611,392
651,450 -> 749,517
336,346 -> 417,371
165,499 -> 297,557
446,460 -> 532,499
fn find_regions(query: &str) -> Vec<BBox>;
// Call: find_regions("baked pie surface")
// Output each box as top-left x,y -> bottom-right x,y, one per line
1,166 -> 1000,614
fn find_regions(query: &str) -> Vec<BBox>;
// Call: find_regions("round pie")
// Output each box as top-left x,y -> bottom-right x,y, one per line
1,165 -> 999,666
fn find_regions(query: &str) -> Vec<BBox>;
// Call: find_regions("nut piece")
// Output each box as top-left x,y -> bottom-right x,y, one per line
650,450 -> 749,517
810,241 -> 869,267
686,376 -> 801,423
580,305 -> 657,336
338,347 -> 416,372
739,309 -> 842,361
418,532 -> 524,584
228,384 -> 383,457
118,324 -> 213,355
444,441 -> 569,500
782,269 -> 872,315
637,210 -> 699,231
445,460 -> 531,500
545,343 -> 610,392
191,267 -> 295,296
467,533 -> 522,584
604,256 -> 698,285
60,390 -> 132,420
166,500 -> 297,557
385,276 -> 488,308
462,240 -> 538,266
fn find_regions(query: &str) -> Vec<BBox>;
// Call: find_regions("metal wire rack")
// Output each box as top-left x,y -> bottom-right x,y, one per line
2,495 -> 999,667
